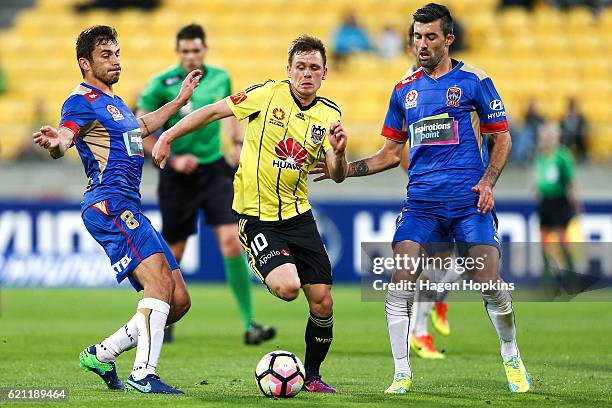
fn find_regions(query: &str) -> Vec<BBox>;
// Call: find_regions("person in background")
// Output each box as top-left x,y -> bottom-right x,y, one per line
19,99 -> 53,161
534,122 -> 581,290
331,11 -> 373,69
560,97 -> 588,162
377,25 -> 403,59
511,98 -> 543,163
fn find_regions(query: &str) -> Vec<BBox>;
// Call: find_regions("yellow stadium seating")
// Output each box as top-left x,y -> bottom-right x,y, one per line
0,0 -> 609,161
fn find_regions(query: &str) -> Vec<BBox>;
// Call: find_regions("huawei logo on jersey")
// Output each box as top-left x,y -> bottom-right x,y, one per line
273,138 -> 307,171
272,108 -> 285,121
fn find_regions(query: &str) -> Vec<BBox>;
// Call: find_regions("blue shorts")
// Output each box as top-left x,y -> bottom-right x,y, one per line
393,197 -> 499,253
82,198 -> 179,291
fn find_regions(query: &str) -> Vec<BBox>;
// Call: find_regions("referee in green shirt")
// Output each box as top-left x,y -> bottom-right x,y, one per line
534,122 -> 581,284
138,24 -> 275,344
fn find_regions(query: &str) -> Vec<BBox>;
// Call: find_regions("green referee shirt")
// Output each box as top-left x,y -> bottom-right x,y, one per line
534,146 -> 575,199
138,64 -> 232,164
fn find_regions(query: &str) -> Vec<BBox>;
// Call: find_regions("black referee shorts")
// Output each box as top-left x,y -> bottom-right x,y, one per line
158,158 -> 237,243
538,195 -> 574,228
237,210 -> 332,286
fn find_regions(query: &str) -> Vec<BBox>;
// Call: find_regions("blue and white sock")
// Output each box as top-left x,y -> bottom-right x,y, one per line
96,315 -> 138,363
131,298 -> 170,380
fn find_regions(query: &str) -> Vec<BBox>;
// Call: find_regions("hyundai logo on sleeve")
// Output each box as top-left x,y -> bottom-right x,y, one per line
489,100 -> 504,111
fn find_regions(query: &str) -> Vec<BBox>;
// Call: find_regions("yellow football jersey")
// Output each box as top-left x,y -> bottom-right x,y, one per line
225,80 -> 340,221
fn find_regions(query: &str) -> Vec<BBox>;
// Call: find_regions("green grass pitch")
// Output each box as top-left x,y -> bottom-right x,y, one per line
1,285 -> 611,407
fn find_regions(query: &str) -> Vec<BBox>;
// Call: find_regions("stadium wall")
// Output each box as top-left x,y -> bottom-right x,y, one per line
0,199 -> 611,287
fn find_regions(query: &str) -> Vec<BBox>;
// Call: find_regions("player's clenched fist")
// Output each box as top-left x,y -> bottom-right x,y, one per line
328,121 -> 347,154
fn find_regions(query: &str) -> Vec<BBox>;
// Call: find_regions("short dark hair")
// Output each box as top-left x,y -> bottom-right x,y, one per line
413,3 -> 453,37
177,24 -> 206,46
288,35 -> 327,66
76,25 -> 118,74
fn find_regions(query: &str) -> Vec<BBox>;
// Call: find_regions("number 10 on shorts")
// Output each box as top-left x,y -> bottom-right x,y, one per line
250,233 -> 268,256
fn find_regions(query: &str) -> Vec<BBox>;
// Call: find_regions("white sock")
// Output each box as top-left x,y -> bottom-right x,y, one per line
441,269 -> 462,284
411,268 -> 438,337
131,298 -> 170,380
385,289 -> 414,378
96,315 -> 138,363
411,298 -> 434,337
436,269 -> 462,303
482,289 -> 520,360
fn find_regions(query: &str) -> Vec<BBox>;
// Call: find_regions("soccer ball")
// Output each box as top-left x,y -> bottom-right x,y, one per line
255,350 -> 305,398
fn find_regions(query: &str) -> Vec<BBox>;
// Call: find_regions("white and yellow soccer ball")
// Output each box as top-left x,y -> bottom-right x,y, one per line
255,350 -> 305,398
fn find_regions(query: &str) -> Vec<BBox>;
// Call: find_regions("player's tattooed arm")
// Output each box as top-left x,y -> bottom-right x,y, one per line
349,160 -> 370,176
482,165 -> 502,187
347,139 -> 404,177
310,139 -> 404,181
481,131 -> 512,187
311,137 -> 402,182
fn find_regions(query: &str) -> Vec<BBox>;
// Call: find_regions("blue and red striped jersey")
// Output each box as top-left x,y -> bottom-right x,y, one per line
59,83 -> 144,209
382,60 -> 508,201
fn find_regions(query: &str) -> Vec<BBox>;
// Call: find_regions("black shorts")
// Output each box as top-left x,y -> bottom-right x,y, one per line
158,158 -> 237,243
237,210 -> 332,286
538,195 -> 573,228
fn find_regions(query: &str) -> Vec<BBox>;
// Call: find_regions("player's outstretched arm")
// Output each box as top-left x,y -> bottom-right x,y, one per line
138,69 -> 202,138
347,139 -> 404,177
312,138 -> 403,181
136,108 -> 199,175
32,125 -> 73,159
471,131 -> 512,213
152,99 -> 235,168
325,121 -> 349,183
222,115 -> 243,166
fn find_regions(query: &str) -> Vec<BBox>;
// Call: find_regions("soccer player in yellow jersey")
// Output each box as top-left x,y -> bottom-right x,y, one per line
153,35 -> 348,393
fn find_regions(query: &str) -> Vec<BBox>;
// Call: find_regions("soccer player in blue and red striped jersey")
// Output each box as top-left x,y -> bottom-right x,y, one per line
33,26 -> 201,394
321,3 -> 531,394
400,21 -> 459,361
